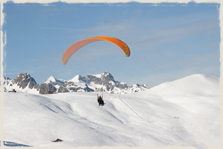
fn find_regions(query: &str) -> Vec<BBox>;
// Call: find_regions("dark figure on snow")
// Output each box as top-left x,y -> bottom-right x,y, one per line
97,95 -> 104,106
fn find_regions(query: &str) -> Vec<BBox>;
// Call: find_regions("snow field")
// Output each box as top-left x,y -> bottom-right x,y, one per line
3,74 -> 220,148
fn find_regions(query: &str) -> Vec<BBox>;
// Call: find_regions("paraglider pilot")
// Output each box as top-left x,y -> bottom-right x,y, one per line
97,94 -> 105,106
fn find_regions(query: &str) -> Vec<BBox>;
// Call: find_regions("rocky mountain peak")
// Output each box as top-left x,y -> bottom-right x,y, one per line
12,73 -> 38,89
101,71 -> 115,83
14,73 -> 30,81
45,76 -> 56,84
86,71 -> 115,86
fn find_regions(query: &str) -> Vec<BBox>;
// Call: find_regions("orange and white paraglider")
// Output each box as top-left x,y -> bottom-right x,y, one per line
62,36 -> 130,65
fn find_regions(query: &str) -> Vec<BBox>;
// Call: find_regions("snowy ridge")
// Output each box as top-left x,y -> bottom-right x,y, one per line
3,73 -> 220,148
140,74 -> 219,97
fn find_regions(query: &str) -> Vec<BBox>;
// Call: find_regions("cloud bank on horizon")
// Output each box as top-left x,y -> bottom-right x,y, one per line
2,1 -> 220,87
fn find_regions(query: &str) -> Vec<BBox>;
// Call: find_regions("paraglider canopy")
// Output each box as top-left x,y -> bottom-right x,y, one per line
62,36 -> 130,65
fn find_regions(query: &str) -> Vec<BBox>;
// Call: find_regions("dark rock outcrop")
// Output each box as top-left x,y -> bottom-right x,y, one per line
12,73 -> 39,89
58,82 -> 94,93
39,83 -> 57,94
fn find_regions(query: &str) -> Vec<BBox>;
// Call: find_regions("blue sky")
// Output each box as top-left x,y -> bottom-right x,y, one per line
2,2 -> 220,87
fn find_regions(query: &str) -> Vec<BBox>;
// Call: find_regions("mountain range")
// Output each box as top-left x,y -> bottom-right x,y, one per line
2,72 -> 148,94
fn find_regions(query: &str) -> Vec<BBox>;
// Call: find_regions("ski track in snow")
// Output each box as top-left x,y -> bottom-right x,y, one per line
2,74 -> 220,148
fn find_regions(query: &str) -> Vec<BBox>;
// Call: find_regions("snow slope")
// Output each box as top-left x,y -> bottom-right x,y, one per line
141,74 -> 219,97
3,74 -> 220,148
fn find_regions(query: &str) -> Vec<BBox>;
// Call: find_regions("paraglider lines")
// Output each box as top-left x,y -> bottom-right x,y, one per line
119,98 -> 145,122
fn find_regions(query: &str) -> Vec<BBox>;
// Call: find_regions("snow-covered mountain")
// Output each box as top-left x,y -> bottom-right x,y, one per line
3,73 -> 220,148
58,72 -> 148,94
2,72 -> 148,94
140,74 -> 219,97
41,76 -> 68,93
45,76 -> 67,87
3,73 -> 39,94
